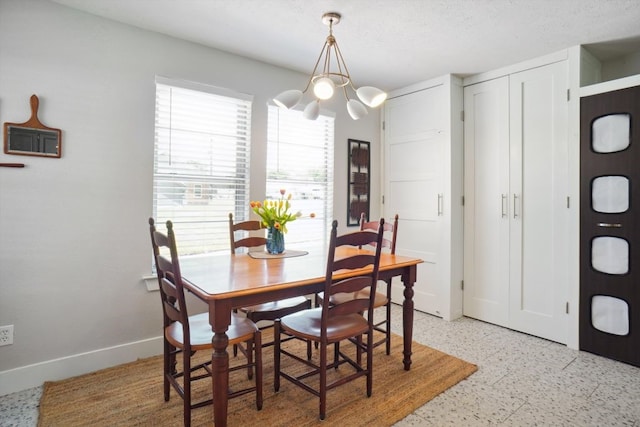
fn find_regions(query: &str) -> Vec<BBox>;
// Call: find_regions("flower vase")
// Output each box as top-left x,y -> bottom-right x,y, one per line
266,226 -> 285,254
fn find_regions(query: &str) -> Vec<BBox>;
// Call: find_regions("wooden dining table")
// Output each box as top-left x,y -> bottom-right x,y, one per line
180,245 -> 423,426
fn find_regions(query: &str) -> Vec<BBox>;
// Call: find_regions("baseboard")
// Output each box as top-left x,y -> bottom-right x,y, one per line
0,336 -> 163,397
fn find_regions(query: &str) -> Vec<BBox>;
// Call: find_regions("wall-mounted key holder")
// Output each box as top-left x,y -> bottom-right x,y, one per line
3,95 -> 62,158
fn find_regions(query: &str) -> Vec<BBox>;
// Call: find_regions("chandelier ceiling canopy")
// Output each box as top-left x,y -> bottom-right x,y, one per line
273,12 -> 387,120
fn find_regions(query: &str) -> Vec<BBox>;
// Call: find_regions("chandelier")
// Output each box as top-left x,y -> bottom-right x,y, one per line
273,12 -> 387,120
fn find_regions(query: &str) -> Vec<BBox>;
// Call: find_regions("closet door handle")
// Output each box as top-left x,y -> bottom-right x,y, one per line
501,194 -> 507,218
437,193 -> 443,216
597,222 -> 622,228
513,194 -> 519,219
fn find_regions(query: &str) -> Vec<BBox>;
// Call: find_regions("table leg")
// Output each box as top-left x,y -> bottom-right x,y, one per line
212,331 -> 229,426
402,265 -> 416,371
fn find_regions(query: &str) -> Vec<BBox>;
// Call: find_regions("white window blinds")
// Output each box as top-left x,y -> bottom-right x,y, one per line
153,77 -> 252,256
266,105 -> 334,246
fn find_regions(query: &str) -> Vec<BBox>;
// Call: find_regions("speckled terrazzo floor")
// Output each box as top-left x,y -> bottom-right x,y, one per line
0,385 -> 41,427
1,306 -> 639,426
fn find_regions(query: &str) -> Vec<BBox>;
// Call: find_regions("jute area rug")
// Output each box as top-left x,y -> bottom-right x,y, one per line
38,333 -> 476,426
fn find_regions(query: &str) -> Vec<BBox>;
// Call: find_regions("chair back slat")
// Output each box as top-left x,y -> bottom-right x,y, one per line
234,236 -> 268,250
149,218 -> 191,343
152,229 -> 170,250
332,254 -> 378,272
162,298 -> 181,323
335,231 -> 382,248
328,297 -> 370,317
159,273 -> 179,299
359,213 -> 399,254
229,213 -> 267,254
155,255 -> 173,279
330,276 -> 373,295
321,219 -> 384,340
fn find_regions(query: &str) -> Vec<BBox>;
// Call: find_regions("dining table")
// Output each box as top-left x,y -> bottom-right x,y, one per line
180,244 -> 423,426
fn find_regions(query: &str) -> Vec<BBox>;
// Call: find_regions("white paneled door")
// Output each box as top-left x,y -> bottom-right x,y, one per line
464,61 -> 569,344
384,85 -> 444,316
508,63 -> 569,342
462,77 -> 511,327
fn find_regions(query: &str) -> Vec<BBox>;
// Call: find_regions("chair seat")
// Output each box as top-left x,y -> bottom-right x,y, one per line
241,296 -> 310,322
166,313 -> 258,350
280,307 -> 369,343
322,289 -> 388,309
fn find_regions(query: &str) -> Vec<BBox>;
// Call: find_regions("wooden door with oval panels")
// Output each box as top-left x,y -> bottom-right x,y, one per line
580,84 -> 640,367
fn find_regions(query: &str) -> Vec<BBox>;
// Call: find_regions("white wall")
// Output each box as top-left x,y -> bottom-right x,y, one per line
0,0 -> 381,395
601,51 -> 640,82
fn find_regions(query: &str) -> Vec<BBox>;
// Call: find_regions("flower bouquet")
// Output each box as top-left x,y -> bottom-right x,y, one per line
250,189 -> 314,254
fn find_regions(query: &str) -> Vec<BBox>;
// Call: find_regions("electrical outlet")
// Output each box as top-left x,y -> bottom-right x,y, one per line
0,325 -> 14,346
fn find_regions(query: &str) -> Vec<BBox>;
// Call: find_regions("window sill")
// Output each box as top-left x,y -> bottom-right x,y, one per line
142,275 -> 159,292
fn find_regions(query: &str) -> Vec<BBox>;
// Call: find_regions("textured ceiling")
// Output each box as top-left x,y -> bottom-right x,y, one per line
51,0 -> 640,92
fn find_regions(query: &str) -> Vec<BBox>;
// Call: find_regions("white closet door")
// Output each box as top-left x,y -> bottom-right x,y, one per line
384,85 -> 444,316
463,77 -> 510,327
508,61 -> 568,343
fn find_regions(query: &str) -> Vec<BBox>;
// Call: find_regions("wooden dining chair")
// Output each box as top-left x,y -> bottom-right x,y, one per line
315,213 -> 399,359
149,218 -> 263,427
358,212 -> 399,356
229,213 -> 312,359
273,219 -> 385,420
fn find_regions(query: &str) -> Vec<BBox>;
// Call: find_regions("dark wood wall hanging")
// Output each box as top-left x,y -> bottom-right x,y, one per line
3,94 -> 62,158
347,139 -> 370,226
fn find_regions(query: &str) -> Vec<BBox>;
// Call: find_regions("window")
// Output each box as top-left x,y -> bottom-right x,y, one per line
153,77 -> 252,256
266,105 -> 334,246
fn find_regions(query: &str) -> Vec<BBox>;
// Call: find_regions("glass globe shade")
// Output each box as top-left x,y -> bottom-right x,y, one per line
313,77 -> 335,100
347,99 -> 368,120
356,86 -> 388,108
303,100 -> 320,120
